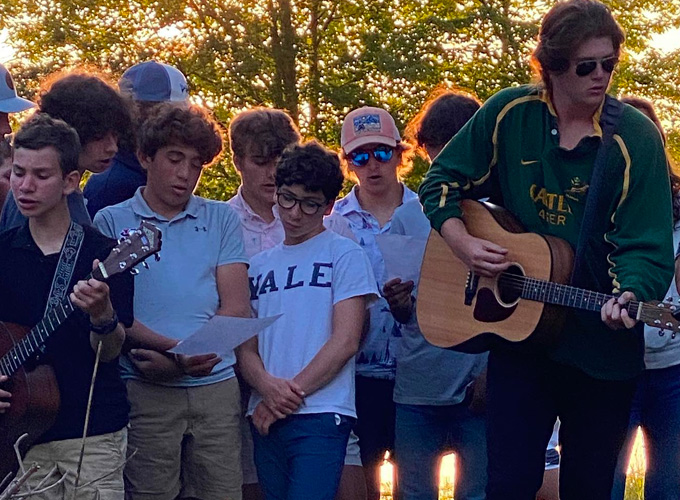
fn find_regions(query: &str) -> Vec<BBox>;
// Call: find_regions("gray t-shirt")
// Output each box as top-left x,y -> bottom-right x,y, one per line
391,199 -> 487,405
0,190 -> 92,233
644,223 -> 680,369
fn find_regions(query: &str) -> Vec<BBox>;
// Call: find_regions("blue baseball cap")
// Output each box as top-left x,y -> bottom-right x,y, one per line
0,63 -> 35,113
119,61 -> 189,102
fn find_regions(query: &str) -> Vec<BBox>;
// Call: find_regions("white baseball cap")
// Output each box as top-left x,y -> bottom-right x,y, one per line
0,63 -> 35,113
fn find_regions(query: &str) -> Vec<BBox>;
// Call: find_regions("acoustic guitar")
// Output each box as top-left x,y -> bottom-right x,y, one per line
0,222 -> 162,479
417,200 -> 680,352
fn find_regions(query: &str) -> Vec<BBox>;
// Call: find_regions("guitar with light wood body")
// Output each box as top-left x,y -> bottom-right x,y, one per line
417,200 -> 680,352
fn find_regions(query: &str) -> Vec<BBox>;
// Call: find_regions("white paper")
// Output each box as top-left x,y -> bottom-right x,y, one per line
375,234 -> 428,285
169,315 -> 282,356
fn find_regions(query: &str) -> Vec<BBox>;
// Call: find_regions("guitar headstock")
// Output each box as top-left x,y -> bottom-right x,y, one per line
93,221 -> 162,281
639,298 -> 680,334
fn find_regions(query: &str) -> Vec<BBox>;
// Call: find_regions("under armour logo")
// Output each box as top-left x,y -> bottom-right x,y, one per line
195,226 -> 207,232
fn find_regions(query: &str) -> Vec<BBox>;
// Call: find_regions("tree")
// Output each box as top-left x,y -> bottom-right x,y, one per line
1,0 -> 679,198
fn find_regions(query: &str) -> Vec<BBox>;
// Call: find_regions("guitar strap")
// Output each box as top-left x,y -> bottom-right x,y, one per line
44,221 -> 85,314
570,95 -> 625,288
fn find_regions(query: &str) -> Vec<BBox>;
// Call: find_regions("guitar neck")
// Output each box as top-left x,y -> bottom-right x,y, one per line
500,274 -> 642,318
0,272 -> 94,378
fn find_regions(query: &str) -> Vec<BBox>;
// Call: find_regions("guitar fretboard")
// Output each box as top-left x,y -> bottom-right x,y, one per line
0,296 -> 78,378
499,274 -> 642,318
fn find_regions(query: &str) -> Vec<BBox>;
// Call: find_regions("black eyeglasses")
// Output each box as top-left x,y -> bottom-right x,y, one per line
276,191 -> 327,215
348,145 -> 395,167
574,55 -> 618,77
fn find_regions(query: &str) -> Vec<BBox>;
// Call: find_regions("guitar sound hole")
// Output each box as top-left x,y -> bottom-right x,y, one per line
498,264 -> 524,305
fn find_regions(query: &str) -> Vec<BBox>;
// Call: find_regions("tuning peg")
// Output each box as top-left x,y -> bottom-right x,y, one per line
130,268 -> 140,276
659,329 -> 666,336
142,262 -> 149,269
155,253 -> 161,262
667,296 -> 674,302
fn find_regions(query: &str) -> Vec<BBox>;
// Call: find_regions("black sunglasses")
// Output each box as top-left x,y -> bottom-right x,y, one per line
574,56 -> 618,77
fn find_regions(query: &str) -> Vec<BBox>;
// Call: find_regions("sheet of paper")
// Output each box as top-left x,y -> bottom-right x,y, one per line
375,234 -> 427,285
169,315 -> 282,356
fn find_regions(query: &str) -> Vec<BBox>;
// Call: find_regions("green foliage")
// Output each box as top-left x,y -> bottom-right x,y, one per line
2,0 -> 680,201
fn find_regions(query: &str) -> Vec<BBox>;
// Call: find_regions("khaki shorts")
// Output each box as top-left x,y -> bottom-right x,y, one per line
21,427 -> 127,500
124,377 -> 242,500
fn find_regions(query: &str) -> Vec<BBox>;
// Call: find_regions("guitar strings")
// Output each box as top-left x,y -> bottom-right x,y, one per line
494,272 -> 641,311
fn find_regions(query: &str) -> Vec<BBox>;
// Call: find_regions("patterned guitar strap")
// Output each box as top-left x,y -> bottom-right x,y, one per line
39,221 -> 85,353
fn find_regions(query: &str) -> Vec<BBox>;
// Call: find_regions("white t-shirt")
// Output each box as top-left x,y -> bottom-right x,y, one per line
247,229 -> 378,417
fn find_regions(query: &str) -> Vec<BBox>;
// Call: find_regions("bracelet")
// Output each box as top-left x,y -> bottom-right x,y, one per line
89,311 -> 119,335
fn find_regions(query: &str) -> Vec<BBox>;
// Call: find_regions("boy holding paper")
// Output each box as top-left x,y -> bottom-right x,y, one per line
383,90 -> 488,500
94,102 -> 251,500
237,141 -> 378,500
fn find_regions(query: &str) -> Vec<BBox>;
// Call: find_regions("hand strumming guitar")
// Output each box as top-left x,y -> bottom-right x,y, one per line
441,217 -> 511,277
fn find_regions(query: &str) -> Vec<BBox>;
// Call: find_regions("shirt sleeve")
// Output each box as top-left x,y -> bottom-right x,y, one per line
93,210 -> 116,239
324,212 -> 358,242
605,120 -> 674,301
418,90 -> 511,233
332,244 -> 379,305
218,204 -> 249,267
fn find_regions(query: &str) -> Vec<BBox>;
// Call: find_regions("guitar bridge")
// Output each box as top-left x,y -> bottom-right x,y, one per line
464,272 -> 479,306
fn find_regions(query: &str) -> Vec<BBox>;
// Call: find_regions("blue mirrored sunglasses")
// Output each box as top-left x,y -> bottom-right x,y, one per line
349,146 -> 395,167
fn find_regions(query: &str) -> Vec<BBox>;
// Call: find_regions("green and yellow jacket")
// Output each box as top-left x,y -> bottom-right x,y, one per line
419,84 -> 674,380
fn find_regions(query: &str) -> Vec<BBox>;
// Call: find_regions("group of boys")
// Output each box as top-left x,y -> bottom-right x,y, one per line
0,0 -> 676,499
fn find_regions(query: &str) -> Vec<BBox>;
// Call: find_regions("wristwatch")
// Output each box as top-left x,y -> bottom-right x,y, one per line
89,311 -> 120,335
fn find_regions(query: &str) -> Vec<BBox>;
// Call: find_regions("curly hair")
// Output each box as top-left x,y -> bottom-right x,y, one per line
275,141 -> 344,201
405,88 -> 481,157
229,107 -> 301,161
39,69 -> 134,147
531,0 -> 625,89
14,113 -> 81,175
138,102 -> 224,167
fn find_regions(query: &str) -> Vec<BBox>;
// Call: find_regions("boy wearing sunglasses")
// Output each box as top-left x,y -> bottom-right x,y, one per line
419,1 -> 673,499
237,141 -> 378,500
333,106 -> 417,499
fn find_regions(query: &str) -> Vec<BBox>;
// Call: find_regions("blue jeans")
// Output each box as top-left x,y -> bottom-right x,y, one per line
395,403 -> 487,500
251,413 -> 353,500
611,363 -> 680,500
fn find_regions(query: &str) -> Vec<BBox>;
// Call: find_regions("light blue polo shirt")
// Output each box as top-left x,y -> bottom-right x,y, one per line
93,187 -> 249,387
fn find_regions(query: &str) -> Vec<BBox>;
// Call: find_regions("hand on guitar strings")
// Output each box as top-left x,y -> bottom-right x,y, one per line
0,375 -> 10,413
251,401 -> 279,436
383,278 -> 415,324
601,290 -> 638,330
70,259 -> 115,326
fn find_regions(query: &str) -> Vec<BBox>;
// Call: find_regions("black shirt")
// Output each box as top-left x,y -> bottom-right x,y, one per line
0,223 -> 134,442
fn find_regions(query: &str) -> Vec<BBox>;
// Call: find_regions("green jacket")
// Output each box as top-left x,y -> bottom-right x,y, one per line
419,85 -> 674,380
